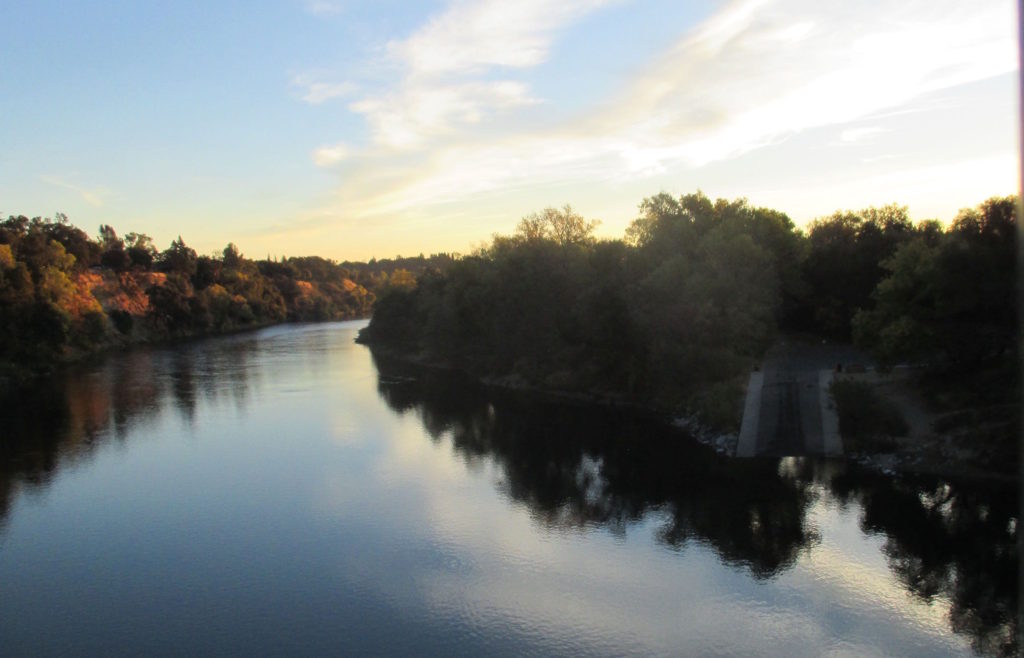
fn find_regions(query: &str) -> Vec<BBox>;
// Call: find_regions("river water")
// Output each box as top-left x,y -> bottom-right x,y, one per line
0,321 -> 1017,656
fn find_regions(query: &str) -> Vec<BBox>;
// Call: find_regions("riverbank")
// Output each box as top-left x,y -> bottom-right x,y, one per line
367,333 -> 1018,483
362,336 -> 743,455
832,367 -> 1019,483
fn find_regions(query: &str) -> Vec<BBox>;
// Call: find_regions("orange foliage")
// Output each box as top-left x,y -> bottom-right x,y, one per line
68,272 -> 104,317
79,270 -> 167,316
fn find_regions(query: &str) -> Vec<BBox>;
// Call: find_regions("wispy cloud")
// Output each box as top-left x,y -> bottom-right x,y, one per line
838,127 -> 888,145
312,0 -> 1016,224
39,175 -> 107,207
585,0 -> 1014,168
305,1 -> 342,17
339,0 -> 616,150
291,73 -> 357,105
390,0 -> 619,77
312,142 -> 350,167
350,81 -> 539,149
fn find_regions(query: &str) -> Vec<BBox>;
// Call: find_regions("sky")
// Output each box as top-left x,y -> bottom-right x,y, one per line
1,0 -> 1018,261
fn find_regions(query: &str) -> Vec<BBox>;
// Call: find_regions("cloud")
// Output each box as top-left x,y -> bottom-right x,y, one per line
390,0 -> 618,77
305,1 -> 342,16
587,0 -> 1015,168
350,81 -> 539,149
291,74 -> 357,104
837,127 -> 888,145
39,175 -> 107,207
333,0 -> 614,150
861,154 -> 899,164
312,142 -> 350,167
315,0 -> 1016,223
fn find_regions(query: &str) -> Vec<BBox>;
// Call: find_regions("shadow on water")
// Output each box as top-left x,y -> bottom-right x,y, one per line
370,350 -> 1019,657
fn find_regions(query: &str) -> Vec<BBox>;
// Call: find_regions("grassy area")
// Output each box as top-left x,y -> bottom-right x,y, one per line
829,378 -> 909,452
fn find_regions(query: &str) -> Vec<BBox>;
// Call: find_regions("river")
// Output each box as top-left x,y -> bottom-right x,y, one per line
0,321 -> 1017,656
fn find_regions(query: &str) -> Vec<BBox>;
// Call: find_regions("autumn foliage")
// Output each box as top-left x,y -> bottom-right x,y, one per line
0,216 -> 419,377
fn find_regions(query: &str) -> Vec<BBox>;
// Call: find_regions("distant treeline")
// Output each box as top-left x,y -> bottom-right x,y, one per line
0,214 -> 453,378
359,194 -> 1018,426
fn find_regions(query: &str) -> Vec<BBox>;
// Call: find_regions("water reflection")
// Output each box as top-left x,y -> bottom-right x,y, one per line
375,352 -> 820,577
371,350 -> 1018,656
827,468 -> 1018,656
0,330 -> 1016,656
0,334 -> 259,526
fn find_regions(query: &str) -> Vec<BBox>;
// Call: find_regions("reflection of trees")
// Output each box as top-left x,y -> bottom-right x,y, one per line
372,351 -> 819,579
0,335 -> 258,531
177,337 -> 259,418
0,382 -> 72,529
374,351 -> 1018,654
828,470 -> 1018,657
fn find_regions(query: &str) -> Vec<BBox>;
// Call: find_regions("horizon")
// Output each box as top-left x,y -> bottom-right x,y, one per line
2,0 -> 1018,262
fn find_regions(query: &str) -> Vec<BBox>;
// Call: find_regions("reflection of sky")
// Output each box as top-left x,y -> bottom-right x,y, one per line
0,322 -> 979,655
322,401 -> 974,656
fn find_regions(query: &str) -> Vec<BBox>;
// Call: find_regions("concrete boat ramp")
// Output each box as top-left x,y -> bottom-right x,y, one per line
737,339 -> 864,458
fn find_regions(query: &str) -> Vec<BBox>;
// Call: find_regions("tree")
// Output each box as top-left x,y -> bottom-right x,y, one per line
124,232 -> 156,270
147,273 -> 195,335
362,193 -> 789,422
801,204 -> 914,338
43,215 -> 100,268
853,196 -> 1017,368
852,238 -> 941,365
626,192 -> 691,251
222,243 -> 242,268
387,268 -> 416,290
158,236 -> 198,276
515,214 -> 550,242
516,205 -> 600,247
99,224 -> 130,271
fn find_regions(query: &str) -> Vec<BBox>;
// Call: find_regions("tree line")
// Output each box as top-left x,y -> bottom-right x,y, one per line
2,192 -> 1015,406
360,193 -> 1017,427
0,214 -> 452,378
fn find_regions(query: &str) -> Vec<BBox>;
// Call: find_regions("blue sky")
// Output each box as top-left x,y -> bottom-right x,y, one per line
1,0 -> 1017,260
